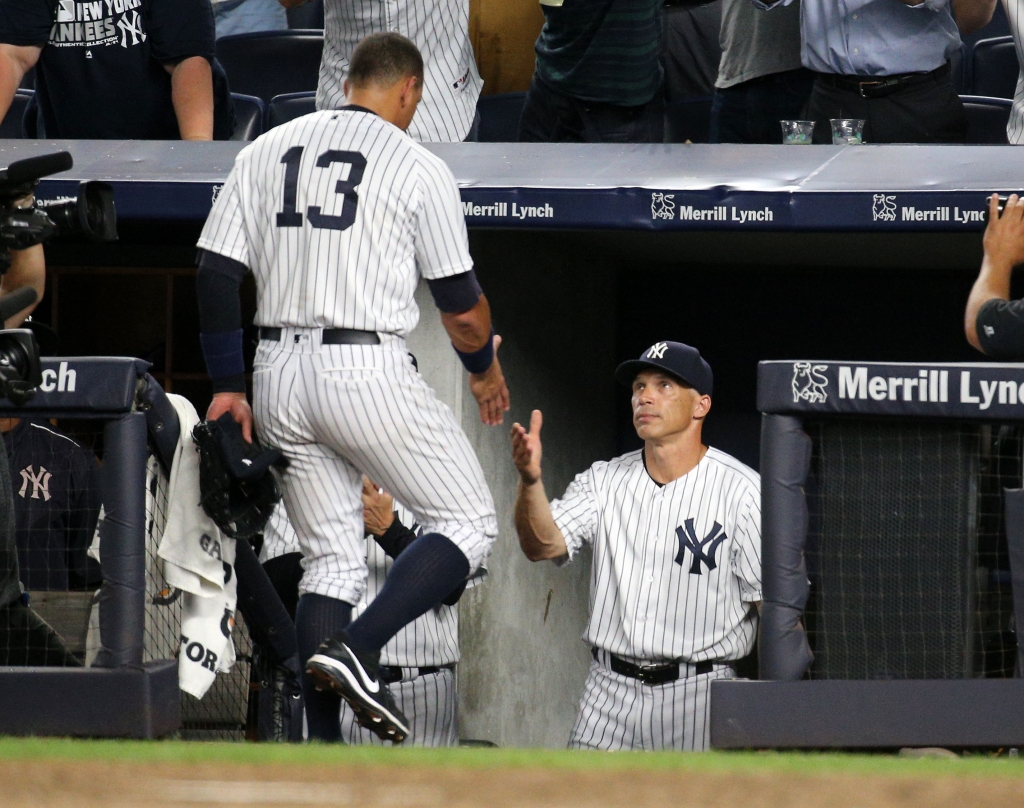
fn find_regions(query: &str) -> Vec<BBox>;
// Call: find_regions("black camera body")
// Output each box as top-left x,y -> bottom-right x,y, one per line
0,151 -> 117,405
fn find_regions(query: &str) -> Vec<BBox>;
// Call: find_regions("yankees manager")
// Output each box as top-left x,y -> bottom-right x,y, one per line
511,341 -> 761,751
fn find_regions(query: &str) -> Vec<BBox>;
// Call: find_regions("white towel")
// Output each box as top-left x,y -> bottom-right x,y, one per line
156,394 -> 238,698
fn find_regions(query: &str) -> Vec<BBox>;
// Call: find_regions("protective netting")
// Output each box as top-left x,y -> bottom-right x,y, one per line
143,455 -> 255,740
1,418 -> 103,668
804,419 -> 1020,680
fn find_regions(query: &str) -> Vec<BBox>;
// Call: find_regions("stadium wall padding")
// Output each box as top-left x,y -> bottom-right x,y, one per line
93,412 -> 148,668
759,414 -> 814,681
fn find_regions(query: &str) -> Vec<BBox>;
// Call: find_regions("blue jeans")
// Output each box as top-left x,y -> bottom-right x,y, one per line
518,75 -> 664,143
709,68 -> 814,144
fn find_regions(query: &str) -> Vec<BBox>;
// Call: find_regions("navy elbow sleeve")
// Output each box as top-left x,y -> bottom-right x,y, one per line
427,270 -> 482,313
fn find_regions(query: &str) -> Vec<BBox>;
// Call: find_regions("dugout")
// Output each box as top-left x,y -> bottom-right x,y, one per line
16,139 -> 1019,747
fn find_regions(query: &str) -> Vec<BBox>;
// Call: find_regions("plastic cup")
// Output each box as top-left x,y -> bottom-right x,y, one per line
781,120 -> 815,145
830,118 -> 865,145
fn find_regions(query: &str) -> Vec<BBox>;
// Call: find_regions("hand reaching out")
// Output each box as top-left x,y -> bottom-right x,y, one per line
510,409 -> 543,485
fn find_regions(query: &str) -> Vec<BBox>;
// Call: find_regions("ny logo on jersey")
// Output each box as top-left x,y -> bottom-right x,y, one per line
18,465 -> 52,501
675,519 -> 727,575
647,342 -> 669,360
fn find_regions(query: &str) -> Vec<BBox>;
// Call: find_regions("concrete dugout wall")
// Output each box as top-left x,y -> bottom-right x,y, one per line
407,231 -> 618,747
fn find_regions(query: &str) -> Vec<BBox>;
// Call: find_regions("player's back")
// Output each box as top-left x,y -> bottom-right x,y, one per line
219,108 -> 466,335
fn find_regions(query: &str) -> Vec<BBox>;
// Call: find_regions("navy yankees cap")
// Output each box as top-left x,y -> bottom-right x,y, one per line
614,341 -> 713,396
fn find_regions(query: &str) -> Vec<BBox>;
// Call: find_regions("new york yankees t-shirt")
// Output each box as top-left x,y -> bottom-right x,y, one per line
550,446 -> 762,663
0,0 -> 232,139
2,420 -> 101,591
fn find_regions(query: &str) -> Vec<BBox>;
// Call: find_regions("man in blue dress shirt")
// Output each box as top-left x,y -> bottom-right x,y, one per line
756,0 -> 971,143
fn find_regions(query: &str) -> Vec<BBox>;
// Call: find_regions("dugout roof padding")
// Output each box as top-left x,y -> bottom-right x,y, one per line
1,139 -> 1019,231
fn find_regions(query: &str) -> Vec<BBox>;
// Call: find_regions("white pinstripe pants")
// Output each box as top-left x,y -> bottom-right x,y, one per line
340,668 -> 457,747
252,329 -> 498,605
568,659 -> 733,751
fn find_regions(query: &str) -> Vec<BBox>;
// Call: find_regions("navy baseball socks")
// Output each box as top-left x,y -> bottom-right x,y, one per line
306,532 -> 470,743
295,594 -> 352,742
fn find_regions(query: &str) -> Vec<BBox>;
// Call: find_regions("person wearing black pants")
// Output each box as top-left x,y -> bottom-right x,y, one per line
805,65 -> 966,144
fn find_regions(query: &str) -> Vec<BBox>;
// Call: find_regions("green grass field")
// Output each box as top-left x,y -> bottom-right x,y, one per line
1,737 -> 1023,781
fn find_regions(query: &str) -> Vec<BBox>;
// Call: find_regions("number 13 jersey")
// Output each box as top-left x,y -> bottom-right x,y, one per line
197,107 -> 473,333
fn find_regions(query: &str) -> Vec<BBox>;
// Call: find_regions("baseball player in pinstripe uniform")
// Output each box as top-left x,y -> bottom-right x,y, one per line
1003,0 -> 1024,144
261,482 -> 475,747
309,0 -> 482,142
195,33 -> 508,743
511,341 -> 761,751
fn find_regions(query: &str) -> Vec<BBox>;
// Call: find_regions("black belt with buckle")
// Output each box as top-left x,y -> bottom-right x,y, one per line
378,664 -> 453,684
258,327 -> 380,345
816,62 -> 950,99
592,648 -> 715,685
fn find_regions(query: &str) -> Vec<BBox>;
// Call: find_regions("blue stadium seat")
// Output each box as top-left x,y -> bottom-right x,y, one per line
216,31 -> 323,105
476,93 -> 526,142
665,97 -> 712,144
287,0 -> 323,29
970,36 -> 1019,99
961,94 -> 1012,144
0,90 -> 33,138
229,93 -> 266,141
266,91 -> 317,130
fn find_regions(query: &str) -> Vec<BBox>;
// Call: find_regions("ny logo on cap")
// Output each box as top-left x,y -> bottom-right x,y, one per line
647,342 -> 669,359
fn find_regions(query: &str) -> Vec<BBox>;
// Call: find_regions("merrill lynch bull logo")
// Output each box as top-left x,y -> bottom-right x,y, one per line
792,362 -> 828,403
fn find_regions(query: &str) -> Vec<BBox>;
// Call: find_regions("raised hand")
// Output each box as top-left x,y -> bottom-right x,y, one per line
984,193 -> 1024,272
469,334 -> 511,426
510,409 -> 543,485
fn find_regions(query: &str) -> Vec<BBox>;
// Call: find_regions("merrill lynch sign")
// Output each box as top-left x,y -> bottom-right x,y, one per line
759,361 -> 1024,419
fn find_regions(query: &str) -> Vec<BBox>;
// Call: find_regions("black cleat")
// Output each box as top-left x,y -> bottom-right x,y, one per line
306,634 -> 411,743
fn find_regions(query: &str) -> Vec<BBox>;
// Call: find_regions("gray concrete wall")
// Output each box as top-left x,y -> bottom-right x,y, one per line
407,232 -> 619,748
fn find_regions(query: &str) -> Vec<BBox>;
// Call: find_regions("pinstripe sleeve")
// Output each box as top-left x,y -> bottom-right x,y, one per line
549,468 -> 600,563
197,159 -> 251,267
730,481 -> 763,602
1005,0 -> 1024,144
413,155 -> 474,280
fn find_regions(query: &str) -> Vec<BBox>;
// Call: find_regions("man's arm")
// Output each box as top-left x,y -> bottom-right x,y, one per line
437,290 -> 510,426
0,243 -> 44,327
196,249 -> 252,440
952,0 -> 996,32
965,194 -> 1024,352
511,410 -> 568,561
164,56 -> 214,141
0,43 -> 39,127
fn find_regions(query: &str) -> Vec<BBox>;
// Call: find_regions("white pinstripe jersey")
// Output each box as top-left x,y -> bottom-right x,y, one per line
197,109 -> 473,332
261,502 -> 464,667
550,447 -> 762,664
316,0 -> 483,143
1005,0 -> 1024,144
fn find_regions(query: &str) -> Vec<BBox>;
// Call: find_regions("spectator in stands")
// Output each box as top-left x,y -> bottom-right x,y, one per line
662,0 -> 722,104
214,0 -> 287,39
756,0 -> 992,144
518,0 -> 665,143
0,0 -> 235,139
0,417 -> 101,592
711,0 -> 812,143
965,194 -> 1024,358
298,0 -> 481,142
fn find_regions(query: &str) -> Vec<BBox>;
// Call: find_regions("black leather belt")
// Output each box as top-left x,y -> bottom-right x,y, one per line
593,647 -> 715,686
816,62 -> 950,99
378,664 -> 453,684
258,327 -> 380,345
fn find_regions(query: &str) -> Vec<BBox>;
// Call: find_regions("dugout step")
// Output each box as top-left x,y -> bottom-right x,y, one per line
0,659 -> 179,738
710,679 -> 1024,749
